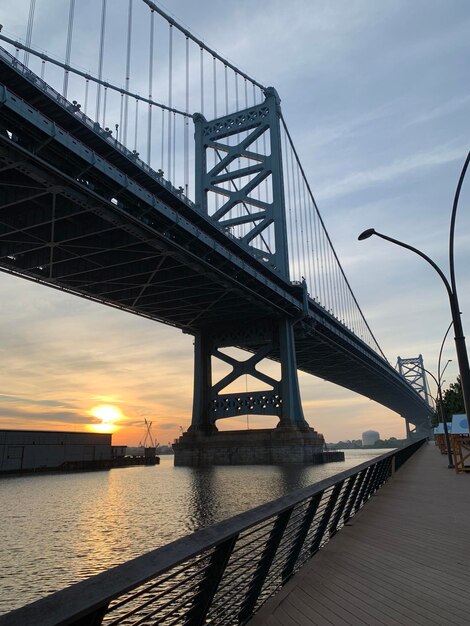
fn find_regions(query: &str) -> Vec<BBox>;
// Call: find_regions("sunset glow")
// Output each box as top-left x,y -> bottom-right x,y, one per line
88,405 -> 123,434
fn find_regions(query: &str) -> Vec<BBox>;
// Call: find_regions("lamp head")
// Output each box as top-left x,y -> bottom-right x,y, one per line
358,228 -> 376,241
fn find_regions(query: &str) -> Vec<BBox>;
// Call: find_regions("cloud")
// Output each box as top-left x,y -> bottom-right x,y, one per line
0,394 -> 73,408
404,95 -> 470,128
0,404 -> 95,424
317,143 -> 467,200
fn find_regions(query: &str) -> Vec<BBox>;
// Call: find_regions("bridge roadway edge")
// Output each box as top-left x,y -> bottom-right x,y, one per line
248,443 -> 470,626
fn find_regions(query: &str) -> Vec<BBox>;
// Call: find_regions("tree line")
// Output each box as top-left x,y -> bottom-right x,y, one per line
432,376 -> 464,425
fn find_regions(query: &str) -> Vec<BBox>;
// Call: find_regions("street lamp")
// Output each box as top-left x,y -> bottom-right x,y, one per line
422,362 -> 453,468
358,151 -> 470,420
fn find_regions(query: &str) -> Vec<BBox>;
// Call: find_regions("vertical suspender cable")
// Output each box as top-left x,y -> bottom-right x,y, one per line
296,160 -> 307,280
213,57 -> 218,209
336,253 -> 346,322
40,60 -> 45,79
102,87 -> 108,128
326,232 -> 334,311
313,205 -> 322,302
161,109 -> 165,172
24,0 -> 36,66
302,182 -> 311,294
235,72 -> 240,218
63,0 -> 75,98
283,128 -> 293,273
167,23 -> 173,181
124,0 -> 133,145
213,57 -> 217,118
172,112 -> 176,186
290,148 -> 300,280
244,79 -> 248,153
234,71 -> 239,112
341,276 -> 349,326
134,99 -> 139,152
324,241 -> 333,313
307,188 -> 316,298
337,255 -> 346,323
200,47 -> 204,115
318,213 -> 327,307
96,0 -> 107,123
147,9 -> 155,166
224,65 -> 228,115
84,80 -> 90,115
184,36 -> 189,196
119,93 -> 124,142
330,246 -> 339,316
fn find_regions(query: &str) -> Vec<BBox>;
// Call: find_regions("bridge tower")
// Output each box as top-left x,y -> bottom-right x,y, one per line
397,355 -> 431,439
174,89 -> 324,464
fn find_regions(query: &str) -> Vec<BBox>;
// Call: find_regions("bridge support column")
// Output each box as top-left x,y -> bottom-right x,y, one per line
190,331 -> 216,434
188,319 -> 308,433
405,418 -> 411,441
174,318 -> 326,465
278,318 -> 309,429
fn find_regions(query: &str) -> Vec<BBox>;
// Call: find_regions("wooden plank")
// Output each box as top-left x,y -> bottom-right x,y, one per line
322,547 -> 470,621
249,445 -> 470,626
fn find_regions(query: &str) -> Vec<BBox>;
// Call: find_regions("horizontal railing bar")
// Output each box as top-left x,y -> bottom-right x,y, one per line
0,442 -> 424,626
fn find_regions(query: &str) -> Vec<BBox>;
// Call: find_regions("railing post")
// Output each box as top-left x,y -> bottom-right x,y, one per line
391,454 -> 396,476
238,508 -> 292,623
185,536 -> 238,626
371,458 -> 388,493
310,482 -> 343,555
359,463 -> 380,506
342,468 -> 366,523
329,475 -> 356,537
366,463 -> 381,498
282,492 -> 323,583
354,465 -> 375,511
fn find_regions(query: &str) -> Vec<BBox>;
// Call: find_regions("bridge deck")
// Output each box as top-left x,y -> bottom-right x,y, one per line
249,443 -> 469,626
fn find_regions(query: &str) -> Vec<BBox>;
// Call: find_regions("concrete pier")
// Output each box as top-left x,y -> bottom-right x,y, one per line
173,427 -> 344,466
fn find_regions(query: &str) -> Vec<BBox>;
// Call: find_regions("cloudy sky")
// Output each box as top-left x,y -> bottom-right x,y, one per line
0,0 -> 469,444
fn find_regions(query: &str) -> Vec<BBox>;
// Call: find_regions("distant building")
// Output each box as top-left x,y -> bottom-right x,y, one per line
0,429 -> 113,473
362,430 -> 380,447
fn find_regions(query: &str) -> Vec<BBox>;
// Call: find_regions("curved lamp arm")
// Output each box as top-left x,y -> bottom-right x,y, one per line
449,151 -> 470,297
358,229 -> 453,301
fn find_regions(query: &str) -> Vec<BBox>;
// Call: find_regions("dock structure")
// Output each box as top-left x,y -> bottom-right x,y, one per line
249,443 -> 469,626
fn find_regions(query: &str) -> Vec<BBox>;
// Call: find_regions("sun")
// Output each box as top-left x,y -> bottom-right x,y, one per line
88,404 -> 123,433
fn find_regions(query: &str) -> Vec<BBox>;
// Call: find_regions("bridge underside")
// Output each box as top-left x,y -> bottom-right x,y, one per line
0,72 -> 431,430
0,138 -> 429,427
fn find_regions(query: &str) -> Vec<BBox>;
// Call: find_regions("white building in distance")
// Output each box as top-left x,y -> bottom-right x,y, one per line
362,430 -> 380,447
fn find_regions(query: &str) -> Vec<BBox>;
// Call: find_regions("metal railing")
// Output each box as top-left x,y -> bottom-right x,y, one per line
0,439 -> 426,626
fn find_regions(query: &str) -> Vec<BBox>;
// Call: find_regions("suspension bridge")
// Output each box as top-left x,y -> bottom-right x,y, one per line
0,0 -> 431,458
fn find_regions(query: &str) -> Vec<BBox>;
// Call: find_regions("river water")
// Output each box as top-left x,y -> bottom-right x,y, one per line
0,449 -> 387,615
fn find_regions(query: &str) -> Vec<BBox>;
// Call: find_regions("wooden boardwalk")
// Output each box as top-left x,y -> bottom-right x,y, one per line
249,443 -> 470,626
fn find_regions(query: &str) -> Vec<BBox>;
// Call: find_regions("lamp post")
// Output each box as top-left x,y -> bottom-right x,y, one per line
358,151 -> 470,421
422,362 -> 453,468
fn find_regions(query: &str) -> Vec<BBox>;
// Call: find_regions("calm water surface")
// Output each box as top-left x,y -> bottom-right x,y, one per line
0,449 -> 387,614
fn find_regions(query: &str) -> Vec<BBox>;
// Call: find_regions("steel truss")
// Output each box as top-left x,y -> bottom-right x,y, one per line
194,88 -> 289,278
397,355 -> 431,439
192,91 -> 307,431
190,320 -> 308,432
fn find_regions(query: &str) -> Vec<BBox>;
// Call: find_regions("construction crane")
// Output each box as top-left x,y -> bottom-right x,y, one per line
139,419 -> 157,449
